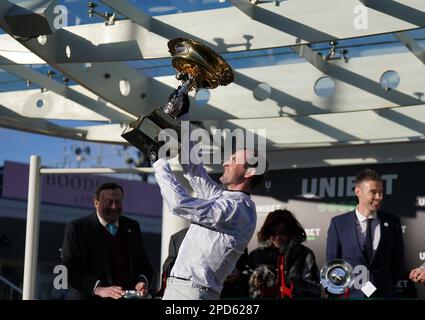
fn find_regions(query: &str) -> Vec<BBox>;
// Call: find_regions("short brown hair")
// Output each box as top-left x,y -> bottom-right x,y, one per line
355,168 -> 382,186
258,209 -> 305,242
244,149 -> 269,190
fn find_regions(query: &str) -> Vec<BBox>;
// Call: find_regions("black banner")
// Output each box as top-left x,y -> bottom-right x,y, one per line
248,161 -> 425,298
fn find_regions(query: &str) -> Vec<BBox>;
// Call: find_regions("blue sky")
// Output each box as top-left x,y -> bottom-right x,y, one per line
0,126 -> 138,168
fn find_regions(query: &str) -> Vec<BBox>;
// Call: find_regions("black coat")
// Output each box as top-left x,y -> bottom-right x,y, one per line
161,227 -> 250,298
62,213 -> 153,300
248,235 -> 321,298
162,227 -> 189,276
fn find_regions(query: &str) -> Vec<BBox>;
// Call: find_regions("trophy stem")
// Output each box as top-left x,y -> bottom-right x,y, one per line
162,76 -> 196,117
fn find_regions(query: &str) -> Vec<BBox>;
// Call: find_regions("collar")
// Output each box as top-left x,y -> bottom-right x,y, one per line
355,206 -> 377,222
226,189 -> 251,196
96,211 -> 119,228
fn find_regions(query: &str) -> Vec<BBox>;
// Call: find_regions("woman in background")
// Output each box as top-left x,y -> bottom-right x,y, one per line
248,209 -> 321,298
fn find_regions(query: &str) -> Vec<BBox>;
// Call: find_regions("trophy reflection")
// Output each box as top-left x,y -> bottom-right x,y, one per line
121,38 -> 234,162
320,259 -> 354,298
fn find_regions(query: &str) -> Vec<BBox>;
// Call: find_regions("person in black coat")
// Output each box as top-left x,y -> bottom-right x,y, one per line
62,182 -> 153,300
248,209 -> 321,298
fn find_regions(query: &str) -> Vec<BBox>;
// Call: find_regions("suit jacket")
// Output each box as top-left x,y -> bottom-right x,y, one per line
162,227 -> 189,276
62,213 -> 153,300
326,210 -> 405,298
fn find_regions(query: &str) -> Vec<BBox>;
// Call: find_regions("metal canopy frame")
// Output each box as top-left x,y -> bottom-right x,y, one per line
0,0 -> 424,166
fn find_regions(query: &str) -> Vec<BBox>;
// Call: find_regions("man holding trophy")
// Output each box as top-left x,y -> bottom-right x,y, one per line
122,38 -> 268,299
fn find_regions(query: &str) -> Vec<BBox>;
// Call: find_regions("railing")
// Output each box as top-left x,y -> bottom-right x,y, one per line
0,274 -> 22,300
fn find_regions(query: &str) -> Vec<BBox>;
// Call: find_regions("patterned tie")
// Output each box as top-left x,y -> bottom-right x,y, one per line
364,218 -> 374,264
106,223 -> 118,236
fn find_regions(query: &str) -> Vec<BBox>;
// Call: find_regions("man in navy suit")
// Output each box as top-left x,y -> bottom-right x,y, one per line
62,182 -> 153,299
326,169 -> 405,298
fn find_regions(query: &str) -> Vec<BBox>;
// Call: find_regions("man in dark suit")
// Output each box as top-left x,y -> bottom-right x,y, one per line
326,169 -> 405,298
162,227 -> 189,277
62,182 -> 153,299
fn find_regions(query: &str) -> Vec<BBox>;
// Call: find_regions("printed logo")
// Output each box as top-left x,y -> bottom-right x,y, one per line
301,174 -> 397,199
417,197 -> 425,207
305,228 -> 320,241
256,204 -> 282,214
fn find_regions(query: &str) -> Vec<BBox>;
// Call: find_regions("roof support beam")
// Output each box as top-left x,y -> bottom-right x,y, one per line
100,0 -> 209,47
0,3 -> 174,118
0,56 -> 135,122
229,0 -> 334,42
393,31 -> 425,64
293,44 -> 420,107
0,105 -> 87,140
2,103 -> 423,147
0,87 -> 130,122
359,0 -> 425,26
0,35 -> 44,64
2,1 -> 425,64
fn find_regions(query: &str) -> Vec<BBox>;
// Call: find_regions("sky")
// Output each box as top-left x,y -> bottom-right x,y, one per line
0,1 -> 424,170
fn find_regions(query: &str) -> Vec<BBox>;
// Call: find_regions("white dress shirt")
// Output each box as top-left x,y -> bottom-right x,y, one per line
96,211 -> 118,229
153,158 -> 257,293
355,207 -> 381,253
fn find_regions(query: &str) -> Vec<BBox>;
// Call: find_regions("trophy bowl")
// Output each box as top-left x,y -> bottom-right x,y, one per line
168,38 -> 234,89
320,259 -> 354,295
122,38 -> 234,162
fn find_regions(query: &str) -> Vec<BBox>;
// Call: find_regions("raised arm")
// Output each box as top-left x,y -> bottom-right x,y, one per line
154,158 -> 247,231
179,120 -> 223,200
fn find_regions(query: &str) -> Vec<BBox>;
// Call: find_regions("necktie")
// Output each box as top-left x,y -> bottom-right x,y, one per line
364,219 -> 374,264
106,223 -> 118,236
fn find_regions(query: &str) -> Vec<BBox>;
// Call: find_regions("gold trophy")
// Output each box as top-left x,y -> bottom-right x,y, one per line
121,38 -> 234,161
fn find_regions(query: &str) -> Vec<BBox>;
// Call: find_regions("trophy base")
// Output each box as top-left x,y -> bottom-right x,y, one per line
121,108 -> 181,162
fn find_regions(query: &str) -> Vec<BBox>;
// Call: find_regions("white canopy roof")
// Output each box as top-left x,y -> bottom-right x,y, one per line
1,0 -> 425,169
